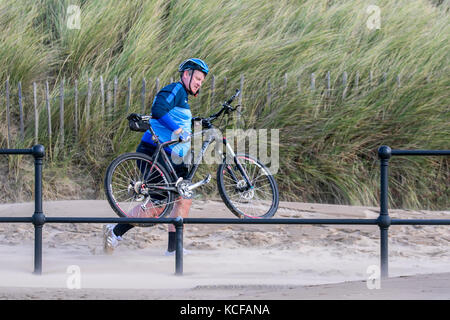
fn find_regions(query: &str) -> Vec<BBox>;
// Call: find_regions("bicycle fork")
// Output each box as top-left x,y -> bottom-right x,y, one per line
222,137 -> 254,191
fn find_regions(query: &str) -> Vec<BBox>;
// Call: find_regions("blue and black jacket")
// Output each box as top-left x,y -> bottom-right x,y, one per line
142,82 -> 191,157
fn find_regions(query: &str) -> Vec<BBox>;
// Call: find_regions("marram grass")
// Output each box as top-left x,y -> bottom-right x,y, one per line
0,0 -> 448,209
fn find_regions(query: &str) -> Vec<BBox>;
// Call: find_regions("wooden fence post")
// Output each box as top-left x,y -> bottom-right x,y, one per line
18,81 -> 24,142
267,80 -> 272,111
59,78 -> 64,150
5,79 -> 11,148
310,73 -> 315,91
210,75 -> 215,110
155,77 -> 160,97
237,75 -> 244,126
86,78 -> 92,123
326,71 -> 331,96
74,80 -> 78,139
355,71 -> 360,91
45,80 -> 52,159
342,71 -> 348,98
33,82 -> 38,145
100,76 -> 105,117
141,78 -> 146,114
239,75 -> 244,104
126,77 -> 131,113
113,76 -> 118,117
223,77 -> 227,96
106,81 -> 112,120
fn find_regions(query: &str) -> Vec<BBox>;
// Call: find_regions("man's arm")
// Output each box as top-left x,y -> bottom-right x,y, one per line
151,84 -> 183,134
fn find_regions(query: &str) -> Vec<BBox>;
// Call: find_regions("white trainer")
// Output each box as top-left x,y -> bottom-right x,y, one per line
164,248 -> 191,256
103,224 -> 122,254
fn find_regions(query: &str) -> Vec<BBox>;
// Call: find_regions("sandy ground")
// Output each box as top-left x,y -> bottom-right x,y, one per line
0,199 -> 448,300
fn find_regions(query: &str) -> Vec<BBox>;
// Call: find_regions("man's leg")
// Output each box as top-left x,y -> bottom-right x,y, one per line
167,197 -> 192,253
113,200 -> 167,236
106,201 -> 167,254
127,202 -> 166,218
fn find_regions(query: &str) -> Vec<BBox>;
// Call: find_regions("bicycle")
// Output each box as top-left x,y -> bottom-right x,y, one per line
104,90 -> 279,225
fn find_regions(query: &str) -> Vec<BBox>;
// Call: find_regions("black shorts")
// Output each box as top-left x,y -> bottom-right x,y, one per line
136,141 -> 189,179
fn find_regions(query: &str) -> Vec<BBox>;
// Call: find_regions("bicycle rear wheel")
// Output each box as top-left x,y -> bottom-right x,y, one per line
217,154 -> 279,219
104,152 -> 175,227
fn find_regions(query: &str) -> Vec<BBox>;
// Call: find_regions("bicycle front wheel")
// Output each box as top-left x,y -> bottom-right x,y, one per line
104,152 -> 175,227
217,154 -> 279,219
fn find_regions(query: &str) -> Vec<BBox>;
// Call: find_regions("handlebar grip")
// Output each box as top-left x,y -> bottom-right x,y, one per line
178,136 -> 191,143
226,90 -> 240,104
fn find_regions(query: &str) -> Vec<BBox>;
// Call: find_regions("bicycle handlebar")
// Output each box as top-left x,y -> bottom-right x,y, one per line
129,90 -> 241,144
226,89 -> 240,105
197,89 -> 241,125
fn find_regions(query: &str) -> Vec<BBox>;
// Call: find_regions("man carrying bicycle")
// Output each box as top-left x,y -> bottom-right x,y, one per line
104,58 -> 209,255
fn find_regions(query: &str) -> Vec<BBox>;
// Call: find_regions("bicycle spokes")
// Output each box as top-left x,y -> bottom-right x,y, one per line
221,156 -> 276,218
109,156 -> 172,217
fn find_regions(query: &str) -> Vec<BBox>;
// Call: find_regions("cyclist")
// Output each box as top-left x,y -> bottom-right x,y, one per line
104,58 -> 209,255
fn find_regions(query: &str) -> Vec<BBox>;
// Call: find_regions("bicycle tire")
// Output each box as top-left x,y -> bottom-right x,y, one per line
217,153 -> 279,219
104,152 -> 175,227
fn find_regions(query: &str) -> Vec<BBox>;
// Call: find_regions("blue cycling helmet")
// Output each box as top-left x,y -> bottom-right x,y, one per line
178,58 -> 209,76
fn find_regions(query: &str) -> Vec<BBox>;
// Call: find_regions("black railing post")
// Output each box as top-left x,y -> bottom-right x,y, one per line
31,145 -> 45,275
174,216 -> 184,275
377,145 -> 392,279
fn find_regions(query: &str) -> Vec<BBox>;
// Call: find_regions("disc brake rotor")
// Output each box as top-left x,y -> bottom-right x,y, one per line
128,181 -> 145,201
236,180 -> 254,200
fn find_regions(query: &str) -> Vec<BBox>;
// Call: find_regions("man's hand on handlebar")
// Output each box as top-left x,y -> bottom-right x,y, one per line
191,117 -> 202,125
178,130 -> 191,142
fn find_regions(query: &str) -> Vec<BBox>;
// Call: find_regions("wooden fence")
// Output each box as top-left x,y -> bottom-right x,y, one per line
1,70 -> 424,154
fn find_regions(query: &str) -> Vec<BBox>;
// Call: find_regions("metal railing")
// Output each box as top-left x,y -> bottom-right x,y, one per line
377,146 -> 450,278
0,144 -> 448,278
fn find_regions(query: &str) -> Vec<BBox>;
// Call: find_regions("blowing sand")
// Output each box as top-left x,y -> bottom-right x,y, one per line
0,200 -> 448,300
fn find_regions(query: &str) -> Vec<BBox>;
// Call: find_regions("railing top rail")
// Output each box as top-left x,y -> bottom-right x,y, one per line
391,149 -> 450,156
1,216 -> 448,225
182,218 -> 378,225
0,145 -> 45,157
378,145 -> 450,159
0,148 -> 34,155
0,217 -> 379,225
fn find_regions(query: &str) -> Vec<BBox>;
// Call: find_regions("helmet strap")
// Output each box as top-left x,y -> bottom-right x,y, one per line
183,70 -> 199,97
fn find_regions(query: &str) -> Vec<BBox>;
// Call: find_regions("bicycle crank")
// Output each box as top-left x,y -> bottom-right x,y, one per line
177,174 -> 211,199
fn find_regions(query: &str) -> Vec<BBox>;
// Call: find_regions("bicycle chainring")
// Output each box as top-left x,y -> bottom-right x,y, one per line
177,181 -> 194,199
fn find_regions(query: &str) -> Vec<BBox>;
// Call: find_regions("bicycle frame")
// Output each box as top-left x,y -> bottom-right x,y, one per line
150,129 -> 251,182
147,128 -> 254,196
187,128 -> 253,188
